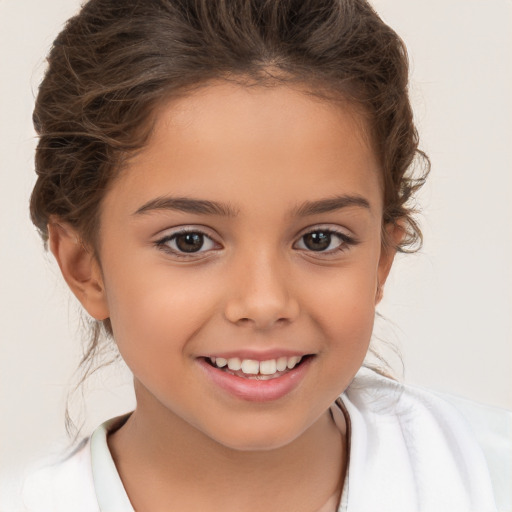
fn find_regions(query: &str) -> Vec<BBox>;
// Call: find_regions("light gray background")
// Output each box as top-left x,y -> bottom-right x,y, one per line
1,0 -> 511,502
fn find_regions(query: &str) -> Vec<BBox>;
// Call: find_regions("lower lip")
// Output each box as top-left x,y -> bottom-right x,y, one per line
197,357 -> 313,402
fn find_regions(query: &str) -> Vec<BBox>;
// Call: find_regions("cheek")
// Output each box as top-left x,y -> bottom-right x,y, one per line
302,260 -> 378,359
314,292 -> 375,399
103,265 -> 218,359
320,292 -> 375,359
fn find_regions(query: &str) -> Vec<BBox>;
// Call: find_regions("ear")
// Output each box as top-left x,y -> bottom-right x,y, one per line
375,222 -> 404,305
48,220 -> 110,320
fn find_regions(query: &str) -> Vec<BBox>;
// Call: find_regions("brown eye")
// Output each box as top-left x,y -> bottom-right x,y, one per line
174,232 -> 205,252
156,229 -> 217,257
294,228 -> 355,255
302,231 -> 333,251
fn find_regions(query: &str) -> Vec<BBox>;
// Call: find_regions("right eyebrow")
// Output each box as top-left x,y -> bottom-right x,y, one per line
132,196 -> 239,217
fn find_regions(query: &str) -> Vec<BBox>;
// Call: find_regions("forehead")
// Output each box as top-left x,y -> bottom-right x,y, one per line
109,81 -> 382,217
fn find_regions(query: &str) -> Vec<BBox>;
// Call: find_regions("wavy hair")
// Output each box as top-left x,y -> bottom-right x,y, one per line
30,0 -> 429,438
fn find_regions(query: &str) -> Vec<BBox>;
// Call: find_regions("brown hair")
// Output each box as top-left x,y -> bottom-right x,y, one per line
30,0 -> 429,437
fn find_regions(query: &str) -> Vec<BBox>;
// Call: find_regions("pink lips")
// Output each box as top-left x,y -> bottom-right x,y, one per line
197,356 -> 313,402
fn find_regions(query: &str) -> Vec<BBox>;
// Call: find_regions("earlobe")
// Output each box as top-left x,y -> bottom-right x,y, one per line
48,220 -> 110,320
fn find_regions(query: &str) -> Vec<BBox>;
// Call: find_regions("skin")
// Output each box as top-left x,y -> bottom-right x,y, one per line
50,81 -> 400,511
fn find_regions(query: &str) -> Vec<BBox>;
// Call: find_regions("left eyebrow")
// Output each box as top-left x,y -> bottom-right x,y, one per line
291,194 -> 371,217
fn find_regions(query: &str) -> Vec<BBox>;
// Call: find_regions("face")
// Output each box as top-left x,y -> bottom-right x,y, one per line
92,82 -> 394,450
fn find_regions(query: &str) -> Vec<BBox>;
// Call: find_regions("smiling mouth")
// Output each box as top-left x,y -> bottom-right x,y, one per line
203,355 -> 313,380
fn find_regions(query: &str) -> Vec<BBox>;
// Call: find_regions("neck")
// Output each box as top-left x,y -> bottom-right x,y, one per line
108,382 -> 347,512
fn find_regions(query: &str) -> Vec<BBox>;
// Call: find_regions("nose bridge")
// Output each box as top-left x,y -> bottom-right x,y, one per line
223,243 -> 299,329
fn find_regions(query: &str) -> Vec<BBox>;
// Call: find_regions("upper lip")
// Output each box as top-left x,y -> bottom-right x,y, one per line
200,349 -> 312,361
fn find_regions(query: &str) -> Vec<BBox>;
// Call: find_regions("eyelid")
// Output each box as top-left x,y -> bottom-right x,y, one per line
295,223 -> 355,242
154,226 -> 222,258
153,223 -> 224,243
293,225 -> 358,254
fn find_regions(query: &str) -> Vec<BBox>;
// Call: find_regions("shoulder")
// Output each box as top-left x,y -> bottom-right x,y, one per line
345,367 -> 512,459
341,367 -> 510,511
430,390 -> 512,512
21,438 -> 99,512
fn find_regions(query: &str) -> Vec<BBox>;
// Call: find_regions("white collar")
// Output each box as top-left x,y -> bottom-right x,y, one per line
90,414 -> 134,512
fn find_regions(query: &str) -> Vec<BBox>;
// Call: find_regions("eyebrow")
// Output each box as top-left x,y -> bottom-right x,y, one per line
291,194 -> 371,217
133,196 -> 239,217
133,194 -> 370,218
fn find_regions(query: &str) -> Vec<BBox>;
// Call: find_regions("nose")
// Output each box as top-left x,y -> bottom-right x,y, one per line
223,249 -> 300,330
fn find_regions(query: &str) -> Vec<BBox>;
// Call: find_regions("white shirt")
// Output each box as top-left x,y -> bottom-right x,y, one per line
18,368 -> 511,512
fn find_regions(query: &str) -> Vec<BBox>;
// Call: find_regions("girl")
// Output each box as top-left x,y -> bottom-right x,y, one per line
16,0 -> 508,510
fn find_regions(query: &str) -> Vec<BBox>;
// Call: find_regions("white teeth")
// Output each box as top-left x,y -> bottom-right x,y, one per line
276,356 -> 288,372
215,357 -> 227,368
287,356 -> 302,369
227,357 -> 242,371
213,355 -> 305,375
241,359 -> 259,374
260,359 -> 277,375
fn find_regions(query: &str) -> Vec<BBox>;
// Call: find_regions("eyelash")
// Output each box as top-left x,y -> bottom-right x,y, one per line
154,227 -> 358,259
295,228 -> 358,255
155,228 -> 219,259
